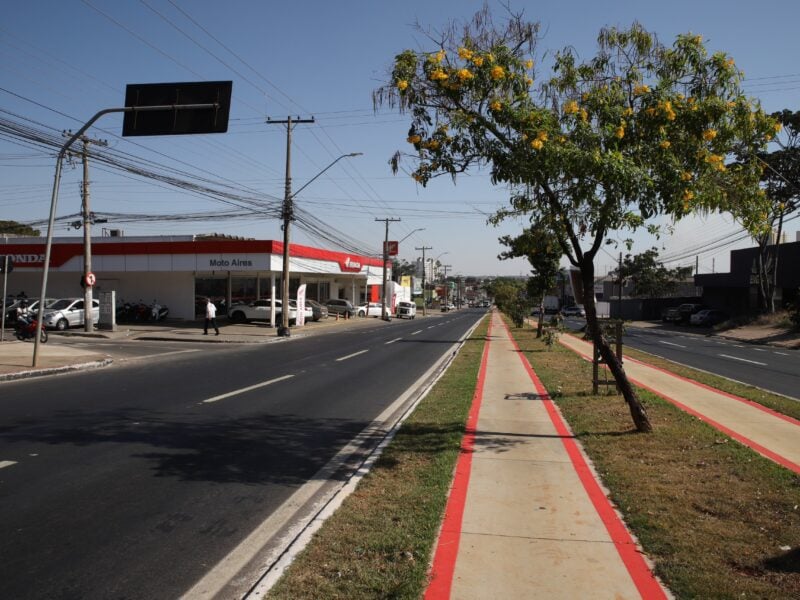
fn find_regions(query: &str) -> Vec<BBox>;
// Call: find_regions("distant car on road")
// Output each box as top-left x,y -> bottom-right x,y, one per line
396,301 -> 416,319
690,309 -> 729,327
561,305 -> 586,317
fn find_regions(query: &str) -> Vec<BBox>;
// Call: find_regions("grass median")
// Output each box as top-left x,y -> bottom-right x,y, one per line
508,318 -> 799,599
269,316 -> 489,599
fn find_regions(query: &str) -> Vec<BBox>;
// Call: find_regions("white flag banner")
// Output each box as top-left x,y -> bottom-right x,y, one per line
296,284 -> 307,327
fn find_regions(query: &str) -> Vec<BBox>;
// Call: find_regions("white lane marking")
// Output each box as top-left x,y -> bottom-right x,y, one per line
202,374 -> 295,404
659,340 -> 687,348
719,354 -> 767,366
774,351 -> 789,356
733,345 -> 746,348
121,349 -> 201,362
385,338 -> 403,345
753,348 -> 767,352
427,326 -> 436,330
0,461 -> 17,469
411,330 -> 423,335
336,350 -> 368,362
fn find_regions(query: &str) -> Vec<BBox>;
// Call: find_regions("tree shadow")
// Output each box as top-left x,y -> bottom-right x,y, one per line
763,546 -> 800,574
0,407 -> 373,485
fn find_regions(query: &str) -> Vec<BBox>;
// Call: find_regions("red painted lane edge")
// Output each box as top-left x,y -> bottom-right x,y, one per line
560,335 -> 800,474
424,319 -> 492,600
505,322 -> 667,600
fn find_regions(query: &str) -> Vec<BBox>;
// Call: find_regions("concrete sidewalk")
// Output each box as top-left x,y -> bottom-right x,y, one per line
425,311 -> 667,599
558,333 -> 800,474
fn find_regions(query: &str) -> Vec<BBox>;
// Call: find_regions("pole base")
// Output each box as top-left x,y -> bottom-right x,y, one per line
277,326 -> 291,337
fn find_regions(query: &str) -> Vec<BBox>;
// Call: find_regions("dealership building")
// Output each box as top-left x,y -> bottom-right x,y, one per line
1,235 -> 389,319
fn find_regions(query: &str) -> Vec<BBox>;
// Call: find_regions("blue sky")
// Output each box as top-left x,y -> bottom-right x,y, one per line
2,0 -> 799,277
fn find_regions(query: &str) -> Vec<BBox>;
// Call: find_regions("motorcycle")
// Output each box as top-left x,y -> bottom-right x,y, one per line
149,301 -> 169,321
15,315 -> 48,343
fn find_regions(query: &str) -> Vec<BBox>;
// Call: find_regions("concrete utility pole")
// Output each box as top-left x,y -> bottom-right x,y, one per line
416,245 -> 432,316
376,217 -> 401,320
77,135 -> 107,332
268,116 -> 315,336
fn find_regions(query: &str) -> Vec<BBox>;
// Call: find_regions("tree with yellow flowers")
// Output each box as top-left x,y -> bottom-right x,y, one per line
375,8 -> 777,432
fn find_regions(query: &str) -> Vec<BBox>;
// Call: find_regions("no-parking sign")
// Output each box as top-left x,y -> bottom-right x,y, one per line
85,272 -> 96,287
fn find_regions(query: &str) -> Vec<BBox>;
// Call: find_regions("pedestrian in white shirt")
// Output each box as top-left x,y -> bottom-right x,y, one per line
204,298 -> 220,335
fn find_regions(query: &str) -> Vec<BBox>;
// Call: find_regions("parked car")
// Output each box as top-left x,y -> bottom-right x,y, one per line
4,298 -> 58,323
690,309 -> 729,327
441,302 -> 456,312
396,301 -> 417,319
43,298 -> 100,330
228,299 -> 311,325
357,302 -> 384,317
325,299 -> 356,317
677,303 -> 707,323
306,299 -> 328,321
561,305 -> 586,317
661,307 -> 681,323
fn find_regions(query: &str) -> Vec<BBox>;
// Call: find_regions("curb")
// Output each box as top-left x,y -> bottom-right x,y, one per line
0,358 -> 113,382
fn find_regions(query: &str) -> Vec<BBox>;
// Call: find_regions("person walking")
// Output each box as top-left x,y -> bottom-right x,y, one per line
204,298 -> 220,336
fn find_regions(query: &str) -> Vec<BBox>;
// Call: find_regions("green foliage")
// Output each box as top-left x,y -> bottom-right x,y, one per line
542,326 -> 561,350
498,223 -> 562,304
0,220 -> 40,236
618,247 -> 693,297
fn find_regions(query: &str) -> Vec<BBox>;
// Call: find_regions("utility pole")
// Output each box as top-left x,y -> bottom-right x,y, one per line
442,264 -> 452,306
415,245 -> 432,316
75,134 -> 107,332
618,251 -> 623,320
268,116 -> 315,336
376,217 -> 401,320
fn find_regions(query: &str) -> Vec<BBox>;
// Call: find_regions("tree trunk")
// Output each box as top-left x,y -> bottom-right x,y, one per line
537,299 -> 544,337
580,259 -> 652,433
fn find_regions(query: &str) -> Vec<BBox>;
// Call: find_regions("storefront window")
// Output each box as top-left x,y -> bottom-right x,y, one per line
195,277 -> 227,316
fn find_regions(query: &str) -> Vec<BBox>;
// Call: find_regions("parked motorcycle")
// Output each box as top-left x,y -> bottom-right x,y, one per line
149,301 -> 169,321
15,316 -> 47,343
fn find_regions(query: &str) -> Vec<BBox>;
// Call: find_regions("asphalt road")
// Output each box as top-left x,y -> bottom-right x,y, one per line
0,309 -> 486,600
564,318 -> 800,400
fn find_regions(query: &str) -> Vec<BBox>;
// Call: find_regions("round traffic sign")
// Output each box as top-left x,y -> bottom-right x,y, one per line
85,272 -> 96,287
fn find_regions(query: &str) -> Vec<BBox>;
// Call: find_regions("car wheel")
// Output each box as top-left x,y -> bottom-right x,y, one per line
56,318 -> 68,331
230,311 -> 246,323
357,310 -> 365,317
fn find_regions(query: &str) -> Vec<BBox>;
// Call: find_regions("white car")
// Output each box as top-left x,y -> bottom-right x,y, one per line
227,299 -> 312,325
357,302 -> 385,317
44,298 -> 100,330
396,301 -> 417,319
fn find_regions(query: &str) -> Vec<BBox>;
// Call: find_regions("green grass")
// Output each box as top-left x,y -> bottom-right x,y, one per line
268,317 -> 489,599
507,317 -> 800,599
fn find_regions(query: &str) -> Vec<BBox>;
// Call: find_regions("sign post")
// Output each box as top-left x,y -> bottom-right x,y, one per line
0,255 -> 12,342
32,81 -> 232,366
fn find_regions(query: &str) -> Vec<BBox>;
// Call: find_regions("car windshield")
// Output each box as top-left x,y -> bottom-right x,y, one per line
48,299 -> 73,310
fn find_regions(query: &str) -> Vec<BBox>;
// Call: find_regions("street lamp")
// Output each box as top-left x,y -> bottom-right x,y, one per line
278,152 -> 362,336
398,228 -> 425,245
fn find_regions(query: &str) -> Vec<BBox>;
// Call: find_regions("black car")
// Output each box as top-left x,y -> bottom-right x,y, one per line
306,299 -> 328,321
325,298 -> 355,317
677,303 -> 707,323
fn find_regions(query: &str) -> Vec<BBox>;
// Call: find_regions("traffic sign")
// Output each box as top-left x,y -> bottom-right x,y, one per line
384,241 -> 399,256
122,81 -> 232,137
85,272 -> 96,287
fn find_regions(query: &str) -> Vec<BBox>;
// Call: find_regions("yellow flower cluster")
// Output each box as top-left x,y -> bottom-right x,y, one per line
680,171 -> 692,181
633,84 -> 650,95
702,129 -> 717,141
530,131 -> 548,150
579,108 -> 588,123
457,68 -> 474,81
429,50 -> 445,64
726,57 -> 735,68
458,47 -> 473,60
490,100 -> 502,112
660,140 -> 671,149
623,107 -> 633,117
407,134 -> 422,144
490,65 -> 505,80
397,80 -> 408,91
429,69 -> 449,82
525,76 -> 533,86
563,100 -> 579,115
682,189 -> 695,201
662,101 -> 676,121
422,140 -> 440,150
706,154 -> 726,172
472,56 -> 484,67
614,125 -> 625,139
773,122 -> 783,133
525,59 -> 534,70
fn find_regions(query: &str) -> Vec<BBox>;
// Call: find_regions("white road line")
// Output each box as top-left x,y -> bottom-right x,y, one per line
753,348 -> 767,352
719,354 -> 767,366
774,351 -> 789,356
121,349 -> 201,362
659,340 -> 687,348
336,350 -> 369,362
385,337 -> 403,345
0,461 -> 17,469
733,344 -> 746,348
202,374 -> 295,404
411,329 -> 423,335
427,326 -> 436,329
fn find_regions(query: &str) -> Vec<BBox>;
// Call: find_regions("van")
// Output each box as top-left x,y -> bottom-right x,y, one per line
396,301 -> 416,319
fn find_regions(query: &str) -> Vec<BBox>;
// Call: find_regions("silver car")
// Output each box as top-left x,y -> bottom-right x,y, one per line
44,298 -> 100,330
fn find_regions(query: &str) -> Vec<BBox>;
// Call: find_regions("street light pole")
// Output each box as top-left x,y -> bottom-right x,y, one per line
376,217 -> 401,320
415,245 -> 432,316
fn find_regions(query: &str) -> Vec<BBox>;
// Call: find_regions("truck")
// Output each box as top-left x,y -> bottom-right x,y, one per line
543,295 -> 560,314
